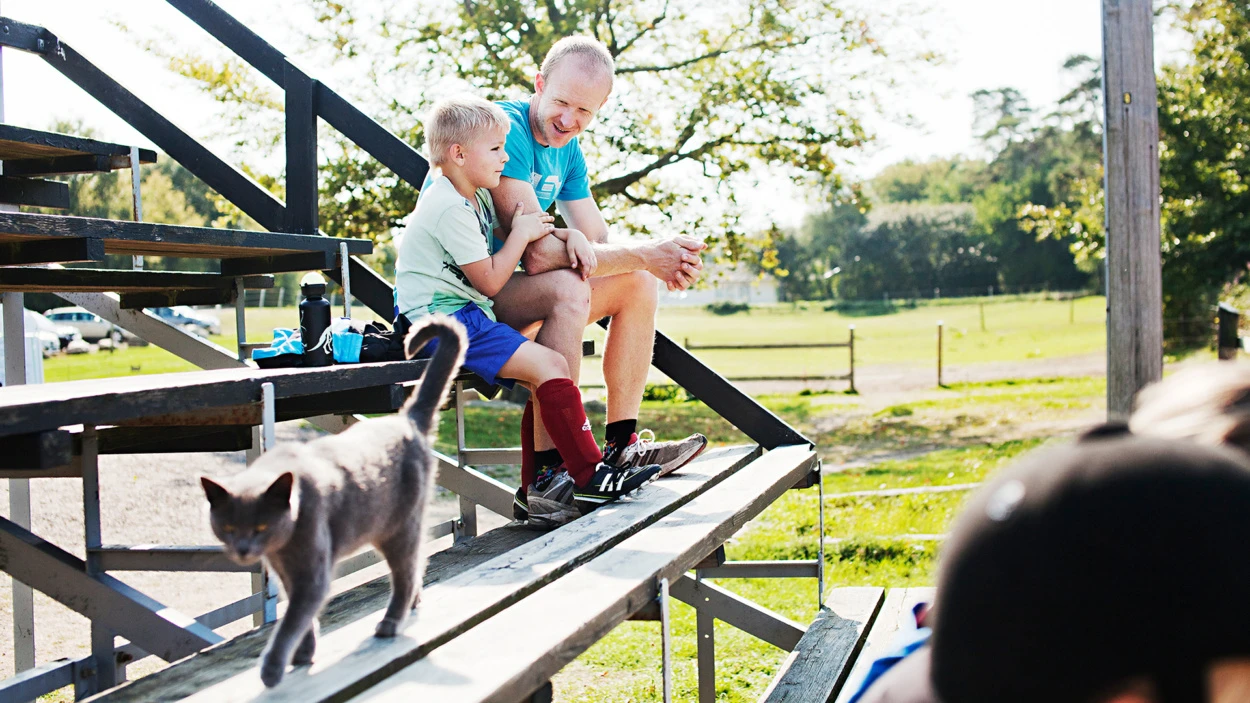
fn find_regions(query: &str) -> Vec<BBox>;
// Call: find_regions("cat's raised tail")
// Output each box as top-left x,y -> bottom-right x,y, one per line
402,314 -> 468,435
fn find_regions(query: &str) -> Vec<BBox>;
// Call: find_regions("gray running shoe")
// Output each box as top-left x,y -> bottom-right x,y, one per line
603,429 -> 708,477
525,468 -> 580,530
572,460 -> 662,514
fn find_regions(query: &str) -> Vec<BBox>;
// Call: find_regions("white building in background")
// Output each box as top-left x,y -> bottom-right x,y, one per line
658,268 -> 779,307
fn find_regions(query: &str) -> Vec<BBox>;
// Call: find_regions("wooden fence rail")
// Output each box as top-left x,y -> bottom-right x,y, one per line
682,326 -> 856,391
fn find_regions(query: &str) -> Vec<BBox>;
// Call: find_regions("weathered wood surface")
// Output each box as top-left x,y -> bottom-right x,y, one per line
0,360 -> 430,438
354,445 -> 817,703
761,587 -> 886,703
832,588 -> 936,703
0,267 -> 272,293
1102,0 -> 1163,417
0,176 -> 71,209
0,212 -> 371,260
0,237 -> 105,266
88,445 -> 763,702
0,124 -> 158,163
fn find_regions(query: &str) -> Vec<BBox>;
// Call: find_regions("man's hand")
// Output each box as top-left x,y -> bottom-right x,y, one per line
647,236 -> 706,291
562,228 -> 598,279
510,202 -> 556,243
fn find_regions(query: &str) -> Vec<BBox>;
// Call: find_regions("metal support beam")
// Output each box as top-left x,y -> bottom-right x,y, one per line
3,291 -> 36,681
660,577 -> 673,703
82,425 -> 123,693
435,451 -> 517,519
0,656 -> 92,702
671,575 -> 805,652
0,516 -> 222,662
129,146 -> 143,270
696,596 -> 715,703
284,62 -> 318,235
696,560 -> 820,580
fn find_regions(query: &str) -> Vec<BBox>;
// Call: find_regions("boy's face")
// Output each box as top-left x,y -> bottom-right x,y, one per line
455,124 -> 509,189
531,61 -> 611,148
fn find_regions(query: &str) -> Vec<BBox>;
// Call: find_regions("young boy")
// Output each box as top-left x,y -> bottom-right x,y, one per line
395,95 -> 661,527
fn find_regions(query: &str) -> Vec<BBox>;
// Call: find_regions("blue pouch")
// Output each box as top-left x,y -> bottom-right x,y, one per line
252,328 -> 304,360
332,330 -> 363,363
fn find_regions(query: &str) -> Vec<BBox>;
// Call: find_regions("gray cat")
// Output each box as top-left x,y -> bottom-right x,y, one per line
199,315 -> 465,687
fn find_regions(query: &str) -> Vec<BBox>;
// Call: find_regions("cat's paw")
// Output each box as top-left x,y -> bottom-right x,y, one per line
260,656 -> 287,688
375,617 -> 401,638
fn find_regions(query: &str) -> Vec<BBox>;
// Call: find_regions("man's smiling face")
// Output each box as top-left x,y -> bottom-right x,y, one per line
530,60 -> 612,149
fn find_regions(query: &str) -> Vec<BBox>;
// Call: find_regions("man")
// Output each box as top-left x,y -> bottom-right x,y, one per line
487,36 -> 709,523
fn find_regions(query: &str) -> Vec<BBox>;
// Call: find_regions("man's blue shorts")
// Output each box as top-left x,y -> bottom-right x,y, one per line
416,303 -> 527,388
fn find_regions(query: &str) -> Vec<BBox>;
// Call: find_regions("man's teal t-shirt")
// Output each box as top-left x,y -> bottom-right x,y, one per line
498,99 -> 592,211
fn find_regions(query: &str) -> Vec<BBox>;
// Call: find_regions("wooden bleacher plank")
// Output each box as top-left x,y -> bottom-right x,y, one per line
0,359 -> 429,438
0,267 -> 272,293
760,587 -> 886,702
0,124 -> 157,165
351,445 -> 817,703
0,176 -> 70,209
87,445 -> 764,702
832,587 -> 936,703
0,237 -> 105,266
0,212 -> 371,259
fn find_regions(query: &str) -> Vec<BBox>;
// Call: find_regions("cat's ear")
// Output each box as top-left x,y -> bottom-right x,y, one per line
200,476 -> 230,507
264,472 -> 296,508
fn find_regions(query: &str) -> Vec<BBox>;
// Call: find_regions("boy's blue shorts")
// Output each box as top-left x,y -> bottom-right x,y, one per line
417,303 -> 527,388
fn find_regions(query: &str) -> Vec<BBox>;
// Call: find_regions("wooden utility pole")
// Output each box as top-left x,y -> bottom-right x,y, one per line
1102,0 -> 1163,419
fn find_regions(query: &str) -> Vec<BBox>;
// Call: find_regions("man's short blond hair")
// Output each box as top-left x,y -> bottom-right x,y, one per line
540,36 -> 615,89
423,95 -> 510,166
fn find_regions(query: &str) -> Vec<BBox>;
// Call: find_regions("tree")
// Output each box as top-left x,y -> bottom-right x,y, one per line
152,0 -> 939,263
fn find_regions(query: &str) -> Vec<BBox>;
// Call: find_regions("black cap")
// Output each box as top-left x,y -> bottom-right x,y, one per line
929,427 -> 1250,702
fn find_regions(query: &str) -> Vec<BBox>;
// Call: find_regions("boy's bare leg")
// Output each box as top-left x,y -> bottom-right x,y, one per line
493,269 -> 591,451
588,271 -> 658,424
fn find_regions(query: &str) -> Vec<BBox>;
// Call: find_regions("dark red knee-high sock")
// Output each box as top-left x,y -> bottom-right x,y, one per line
534,379 -> 602,486
521,399 -> 536,489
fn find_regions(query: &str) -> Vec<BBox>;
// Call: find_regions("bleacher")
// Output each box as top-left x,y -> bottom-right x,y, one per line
0,2 -> 829,702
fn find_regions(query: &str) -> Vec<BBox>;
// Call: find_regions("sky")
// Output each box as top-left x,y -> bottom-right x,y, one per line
0,0 -> 1189,226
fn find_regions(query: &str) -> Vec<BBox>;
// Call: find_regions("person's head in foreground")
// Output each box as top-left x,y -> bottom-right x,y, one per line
933,425 -> 1250,703
529,35 -> 614,148
865,424 -> 1250,703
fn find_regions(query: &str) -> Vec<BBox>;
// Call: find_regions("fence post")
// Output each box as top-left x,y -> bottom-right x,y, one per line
847,325 -> 856,393
937,320 -> 944,387
1218,302 -> 1241,360
1070,295 -> 1076,324
979,303 -> 986,332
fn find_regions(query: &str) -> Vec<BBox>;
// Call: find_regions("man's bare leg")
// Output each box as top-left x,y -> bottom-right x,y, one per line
493,269 -> 591,451
589,271 -> 658,424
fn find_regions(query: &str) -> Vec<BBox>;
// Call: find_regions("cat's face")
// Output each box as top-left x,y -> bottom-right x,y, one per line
200,472 -> 299,565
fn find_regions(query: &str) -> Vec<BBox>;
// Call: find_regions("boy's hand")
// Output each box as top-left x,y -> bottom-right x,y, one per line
564,228 -> 597,279
510,202 -> 556,243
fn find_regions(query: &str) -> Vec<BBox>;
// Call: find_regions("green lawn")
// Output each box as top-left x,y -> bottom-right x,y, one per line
41,295 -> 1105,384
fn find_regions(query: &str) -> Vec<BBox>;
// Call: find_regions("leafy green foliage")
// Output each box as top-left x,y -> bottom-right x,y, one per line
150,0 -> 939,263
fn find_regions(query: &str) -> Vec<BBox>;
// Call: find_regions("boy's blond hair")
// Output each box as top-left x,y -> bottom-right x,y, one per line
423,95 -> 510,166
540,36 -> 615,89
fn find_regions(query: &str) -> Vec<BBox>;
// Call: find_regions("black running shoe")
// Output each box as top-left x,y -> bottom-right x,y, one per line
513,485 -> 529,521
573,461 -> 662,515
526,468 -> 580,530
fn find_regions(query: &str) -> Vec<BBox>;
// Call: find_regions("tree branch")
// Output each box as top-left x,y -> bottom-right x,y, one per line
617,36 -> 810,74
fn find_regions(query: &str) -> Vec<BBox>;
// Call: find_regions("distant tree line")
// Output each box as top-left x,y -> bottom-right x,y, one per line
769,56 -> 1102,303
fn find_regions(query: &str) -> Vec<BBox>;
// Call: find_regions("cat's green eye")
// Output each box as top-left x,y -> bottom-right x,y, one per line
223,525 -> 235,533
256,524 -> 268,533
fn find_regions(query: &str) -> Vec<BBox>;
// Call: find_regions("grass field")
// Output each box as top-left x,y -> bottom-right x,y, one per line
41,295 -> 1107,384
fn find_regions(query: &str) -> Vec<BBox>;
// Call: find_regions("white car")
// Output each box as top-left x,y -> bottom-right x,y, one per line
44,306 -> 129,343
0,309 -> 63,357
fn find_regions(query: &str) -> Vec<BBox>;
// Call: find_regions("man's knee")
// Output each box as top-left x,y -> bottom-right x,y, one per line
540,345 -> 570,379
548,269 -> 592,318
622,270 -> 658,311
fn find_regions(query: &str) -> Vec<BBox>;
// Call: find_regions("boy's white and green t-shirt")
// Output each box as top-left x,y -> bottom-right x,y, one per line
395,175 -> 498,320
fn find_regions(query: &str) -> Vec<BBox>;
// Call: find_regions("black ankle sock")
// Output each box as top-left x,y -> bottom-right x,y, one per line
605,419 -> 637,449
535,449 -> 563,472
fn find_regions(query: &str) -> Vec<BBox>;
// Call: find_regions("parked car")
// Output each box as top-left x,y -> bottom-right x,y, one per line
0,309 -> 64,357
44,306 -> 131,343
151,306 -> 222,336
